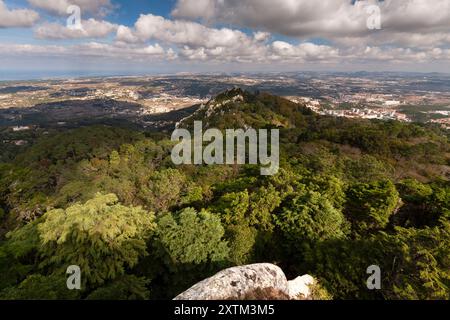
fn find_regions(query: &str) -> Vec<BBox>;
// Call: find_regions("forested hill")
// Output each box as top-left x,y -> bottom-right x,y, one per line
179,87 -> 314,130
0,89 -> 449,300
182,88 -> 449,181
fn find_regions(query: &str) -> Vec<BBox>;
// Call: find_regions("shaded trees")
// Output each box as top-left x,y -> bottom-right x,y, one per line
145,208 -> 229,298
345,180 -> 400,234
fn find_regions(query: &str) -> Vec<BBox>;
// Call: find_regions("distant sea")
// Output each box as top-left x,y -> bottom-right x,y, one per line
1,70 -> 449,82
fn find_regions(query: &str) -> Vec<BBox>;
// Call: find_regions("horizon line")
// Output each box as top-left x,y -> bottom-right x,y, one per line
1,69 -> 450,83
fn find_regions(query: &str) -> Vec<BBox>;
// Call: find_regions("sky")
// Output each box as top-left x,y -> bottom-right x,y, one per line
0,0 -> 450,79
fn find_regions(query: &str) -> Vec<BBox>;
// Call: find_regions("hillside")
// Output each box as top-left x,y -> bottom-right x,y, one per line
0,89 -> 449,300
181,88 -> 449,181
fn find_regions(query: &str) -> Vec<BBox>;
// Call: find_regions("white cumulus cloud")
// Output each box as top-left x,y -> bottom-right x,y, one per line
35,19 -> 118,39
28,0 -> 113,16
172,0 -> 450,47
0,0 -> 39,28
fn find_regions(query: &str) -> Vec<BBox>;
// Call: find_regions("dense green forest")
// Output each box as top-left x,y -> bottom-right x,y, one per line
0,89 -> 449,300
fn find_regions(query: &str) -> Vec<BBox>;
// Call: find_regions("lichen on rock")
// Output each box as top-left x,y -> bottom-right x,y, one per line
174,263 -> 316,300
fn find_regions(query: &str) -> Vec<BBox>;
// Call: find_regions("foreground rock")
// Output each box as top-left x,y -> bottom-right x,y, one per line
174,263 -> 315,300
288,275 -> 315,299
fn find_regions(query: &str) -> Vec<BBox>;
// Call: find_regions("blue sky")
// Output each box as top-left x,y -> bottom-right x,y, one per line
111,0 -> 176,23
0,0 -> 450,79
1,0 -> 174,42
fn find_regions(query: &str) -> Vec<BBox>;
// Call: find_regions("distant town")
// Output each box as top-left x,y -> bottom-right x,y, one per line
1,72 -> 449,134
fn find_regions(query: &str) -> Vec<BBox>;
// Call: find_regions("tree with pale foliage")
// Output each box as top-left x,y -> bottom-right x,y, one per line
38,193 -> 156,287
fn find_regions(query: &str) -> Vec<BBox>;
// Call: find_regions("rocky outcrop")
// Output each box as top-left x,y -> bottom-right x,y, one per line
173,263 -> 315,300
176,88 -> 246,129
288,275 -> 315,299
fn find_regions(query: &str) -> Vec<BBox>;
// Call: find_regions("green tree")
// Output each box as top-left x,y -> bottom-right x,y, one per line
213,191 -> 250,226
394,179 -> 447,228
345,180 -> 400,233
381,224 -> 450,300
249,185 -> 281,231
147,208 -> 229,298
86,275 -> 150,300
0,219 -> 41,290
38,193 -> 156,287
225,223 -> 257,265
154,208 -> 229,266
145,169 -> 187,213
0,274 -> 80,300
275,191 -> 348,244
306,222 -> 450,300
306,175 -> 346,210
